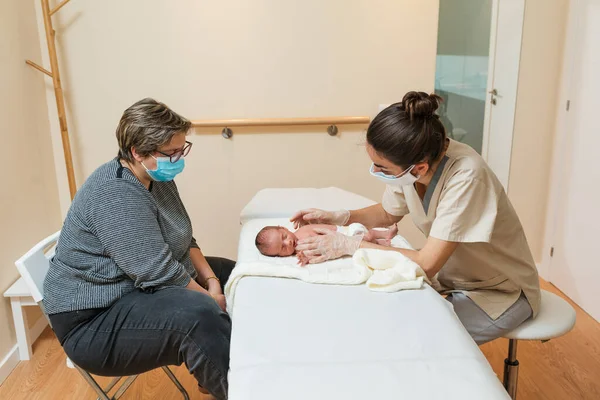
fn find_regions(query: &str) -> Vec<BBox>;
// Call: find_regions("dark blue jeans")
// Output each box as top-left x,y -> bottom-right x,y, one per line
49,257 -> 234,400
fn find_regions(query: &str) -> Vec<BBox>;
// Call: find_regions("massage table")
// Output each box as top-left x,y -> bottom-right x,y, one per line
228,188 -> 509,399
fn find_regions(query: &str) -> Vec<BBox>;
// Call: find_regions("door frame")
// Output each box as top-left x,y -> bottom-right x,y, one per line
540,0 -> 581,280
481,0 -> 526,190
480,0 -> 499,163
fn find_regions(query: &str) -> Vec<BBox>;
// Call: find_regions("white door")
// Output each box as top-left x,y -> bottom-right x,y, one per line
482,0 -> 525,189
434,0 -> 525,189
548,0 -> 600,321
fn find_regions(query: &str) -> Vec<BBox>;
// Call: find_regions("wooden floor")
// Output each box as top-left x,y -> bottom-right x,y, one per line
1,279 -> 598,400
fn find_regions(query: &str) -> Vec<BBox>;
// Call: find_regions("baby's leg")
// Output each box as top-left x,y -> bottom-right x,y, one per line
362,230 -> 375,243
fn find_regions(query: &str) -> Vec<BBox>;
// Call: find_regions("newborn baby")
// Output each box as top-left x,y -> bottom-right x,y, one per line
255,223 -> 398,257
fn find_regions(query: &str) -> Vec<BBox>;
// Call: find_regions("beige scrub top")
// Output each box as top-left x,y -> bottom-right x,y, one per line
382,139 -> 541,320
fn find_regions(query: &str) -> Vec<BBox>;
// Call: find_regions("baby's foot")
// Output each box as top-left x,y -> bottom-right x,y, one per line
386,224 -> 398,239
375,238 -> 392,246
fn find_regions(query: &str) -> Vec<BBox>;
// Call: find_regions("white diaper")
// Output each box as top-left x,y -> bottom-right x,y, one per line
337,223 -> 412,250
336,223 -> 368,237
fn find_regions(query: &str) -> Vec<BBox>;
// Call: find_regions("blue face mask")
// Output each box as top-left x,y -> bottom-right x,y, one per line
142,156 -> 185,182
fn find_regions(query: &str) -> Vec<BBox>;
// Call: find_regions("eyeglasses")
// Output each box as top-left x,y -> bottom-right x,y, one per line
156,141 -> 193,163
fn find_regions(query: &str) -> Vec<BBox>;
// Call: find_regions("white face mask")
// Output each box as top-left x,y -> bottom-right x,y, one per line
369,163 -> 419,187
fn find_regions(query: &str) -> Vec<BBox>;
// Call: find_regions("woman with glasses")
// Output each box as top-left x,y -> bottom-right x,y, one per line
43,98 -> 233,399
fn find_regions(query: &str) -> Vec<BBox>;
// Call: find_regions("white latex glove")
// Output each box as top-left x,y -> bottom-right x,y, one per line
290,208 -> 350,229
295,227 -> 362,265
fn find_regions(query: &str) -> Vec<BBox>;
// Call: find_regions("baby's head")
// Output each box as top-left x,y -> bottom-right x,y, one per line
255,226 -> 297,257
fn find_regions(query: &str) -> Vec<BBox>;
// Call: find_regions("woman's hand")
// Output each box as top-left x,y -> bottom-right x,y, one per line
290,209 -> 350,229
211,293 -> 227,312
207,280 -> 226,312
186,278 -> 227,312
295,228 -> 362,264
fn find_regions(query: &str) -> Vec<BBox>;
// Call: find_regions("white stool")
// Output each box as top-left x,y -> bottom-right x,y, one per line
501,290 -> 576,399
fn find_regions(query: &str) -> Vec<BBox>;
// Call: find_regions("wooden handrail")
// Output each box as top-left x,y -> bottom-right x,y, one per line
191,116 -> 370,138
191,116 -> 370,128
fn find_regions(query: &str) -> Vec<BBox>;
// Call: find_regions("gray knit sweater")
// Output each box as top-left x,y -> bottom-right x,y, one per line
43,158 -> 199,315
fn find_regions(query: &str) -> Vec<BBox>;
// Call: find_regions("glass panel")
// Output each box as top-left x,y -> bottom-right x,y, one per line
434,0 -> 493,154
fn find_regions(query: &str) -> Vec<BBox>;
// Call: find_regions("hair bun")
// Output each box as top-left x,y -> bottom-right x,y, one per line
401,91 -> 442,120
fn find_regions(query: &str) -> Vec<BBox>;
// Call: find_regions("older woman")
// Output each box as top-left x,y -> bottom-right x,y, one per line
43,98 -> 233,399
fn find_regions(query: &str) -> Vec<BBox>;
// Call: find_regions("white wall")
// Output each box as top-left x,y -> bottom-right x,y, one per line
541,0 -> 600,320
40,0 -> 439,258
0,0 -> 62,375
508,0 -> 569,262
37,0 -> 569,262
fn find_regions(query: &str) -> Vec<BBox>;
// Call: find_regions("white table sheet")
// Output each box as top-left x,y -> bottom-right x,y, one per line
239,187 -> 376,224
229,278 -> 508,400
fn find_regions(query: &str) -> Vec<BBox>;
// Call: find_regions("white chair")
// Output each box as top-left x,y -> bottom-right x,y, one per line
14,231 -> 190,400
501,290 -> 576,399
3,277 -> 46,360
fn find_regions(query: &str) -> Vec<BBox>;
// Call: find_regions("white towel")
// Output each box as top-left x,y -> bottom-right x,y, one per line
224,256 -> 371,313
354,248 -> 431,292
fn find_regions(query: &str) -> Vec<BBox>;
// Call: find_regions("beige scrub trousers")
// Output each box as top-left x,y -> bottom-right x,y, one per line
382,139 -> 541,345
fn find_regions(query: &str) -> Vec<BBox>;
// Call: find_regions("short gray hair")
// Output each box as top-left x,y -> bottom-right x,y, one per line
116,98 -> 191,162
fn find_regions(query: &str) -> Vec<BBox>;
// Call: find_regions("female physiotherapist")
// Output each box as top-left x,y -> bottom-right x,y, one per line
292,91 -> 541,345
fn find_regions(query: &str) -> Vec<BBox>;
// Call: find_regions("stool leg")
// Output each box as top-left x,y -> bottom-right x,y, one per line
503,339 -> 519,399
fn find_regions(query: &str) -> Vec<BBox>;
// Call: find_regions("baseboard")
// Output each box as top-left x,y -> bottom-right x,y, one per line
0,345 -> 19,386
30,316 -> 49,343
0,317 -> 49,386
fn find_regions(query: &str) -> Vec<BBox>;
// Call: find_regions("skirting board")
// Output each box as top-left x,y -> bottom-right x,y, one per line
0,345 -> 19,386
0,316 -> 49,385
